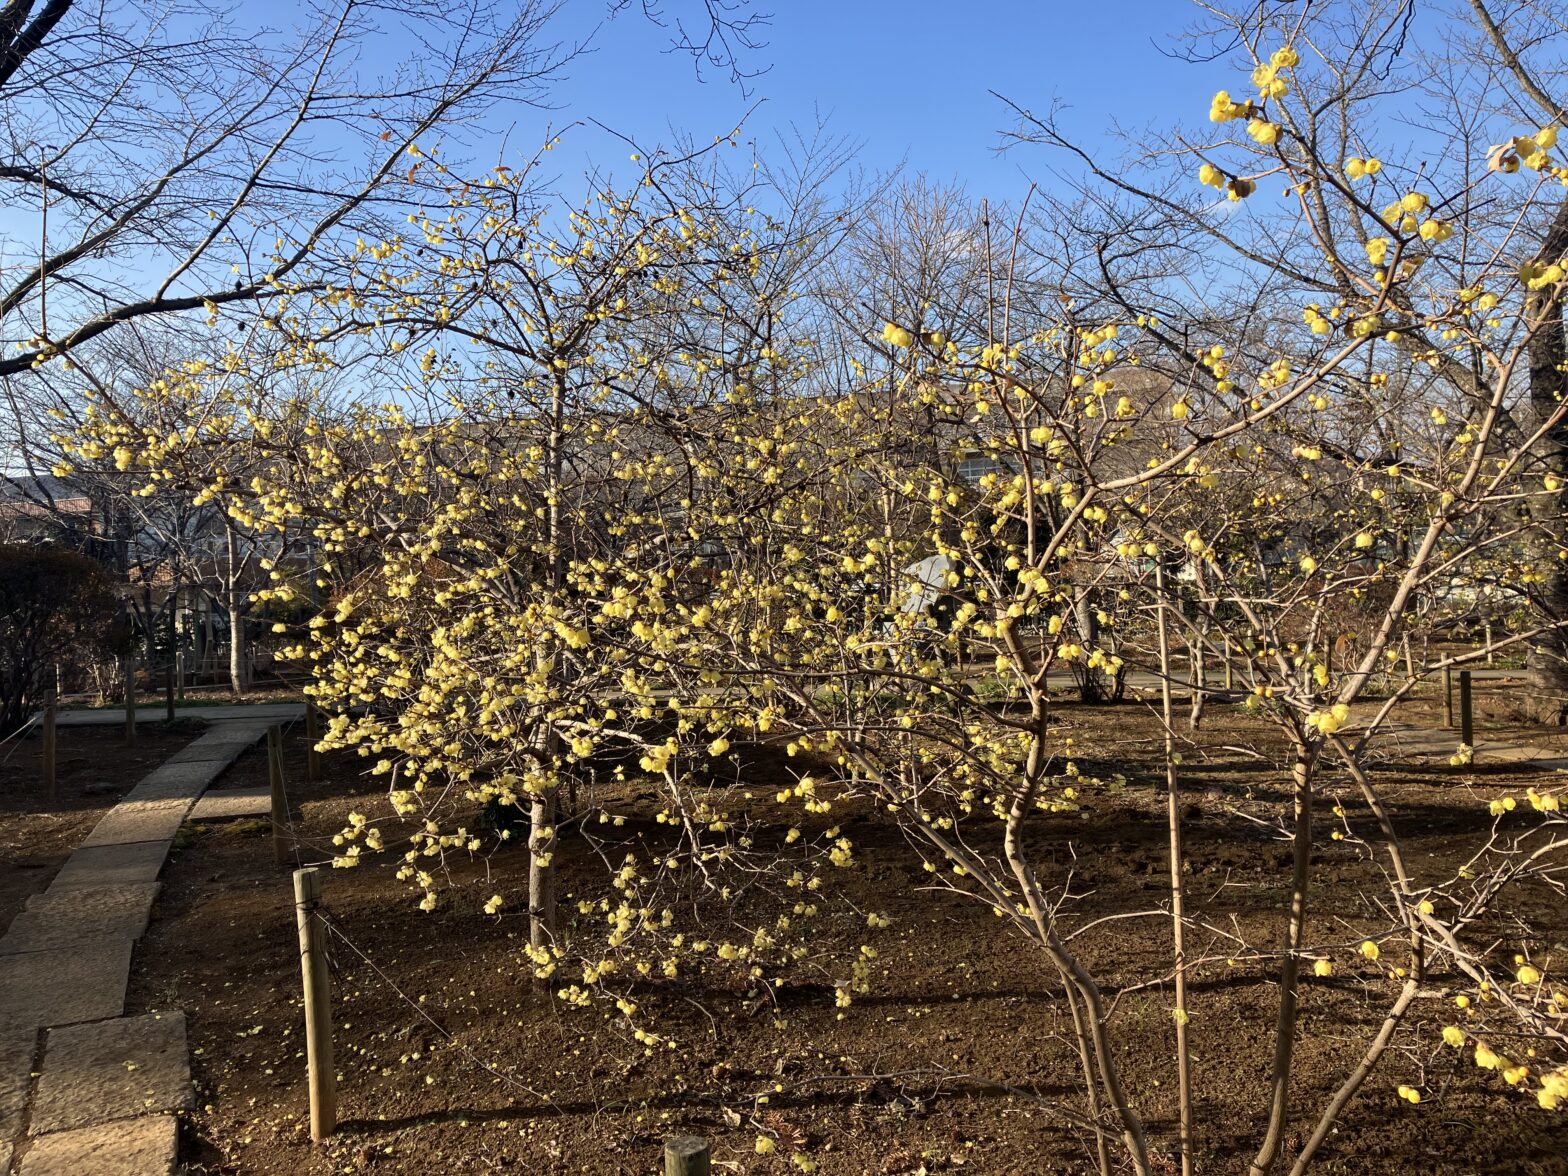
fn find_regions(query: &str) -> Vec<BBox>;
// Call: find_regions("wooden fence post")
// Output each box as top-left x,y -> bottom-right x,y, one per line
42,695 -> 56,803
1443,666 -> 1454,729
292,868 -> 336,1141
1460,670 -> 1474,748
268,725 -> 291,866
122,656 -> 136,747
664,1136 -> 711,1176
305,702 -> 322,783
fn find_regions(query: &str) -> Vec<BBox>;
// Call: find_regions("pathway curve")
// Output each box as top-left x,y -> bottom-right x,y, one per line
1358,720 -> 1568,770
0,707 -> 302,1175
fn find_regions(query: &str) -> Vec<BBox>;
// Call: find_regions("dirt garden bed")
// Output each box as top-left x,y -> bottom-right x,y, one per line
125,686 -> 1568,1174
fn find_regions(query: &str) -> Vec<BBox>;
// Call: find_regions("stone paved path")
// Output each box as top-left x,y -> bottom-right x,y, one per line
1356,719 -> 1568,770
0,709 -> 301,1174
49,702 -> 305,727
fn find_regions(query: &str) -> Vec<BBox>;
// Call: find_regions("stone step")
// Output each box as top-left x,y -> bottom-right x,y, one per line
16,1113 -> 177,1175
79,800 -> 193,850
44,842 -> 171,894
0,941 -> 130,1031
122,761 -> 226,804
0,1027 -> 36,1139
188,787 -> 272,821
30,1013 -> 192,1136
1,886 -> 158,956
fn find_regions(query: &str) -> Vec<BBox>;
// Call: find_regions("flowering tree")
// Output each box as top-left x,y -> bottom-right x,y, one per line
50,3 -> 1568,1172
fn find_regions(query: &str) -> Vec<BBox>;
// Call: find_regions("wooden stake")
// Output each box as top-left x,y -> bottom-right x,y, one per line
292,868 -> 336,1142
42,694 -> 56,803
664,1137 -> 711,1176
122,656 -> 136,747
1485,622 -> 1495,667
1443,666 -> 1454,729
305,701 -> 322,782
268,725 -> 291,866
1460,670 -> 1474,748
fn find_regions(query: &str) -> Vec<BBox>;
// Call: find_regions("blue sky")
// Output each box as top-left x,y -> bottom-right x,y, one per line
503,0 -> 1215,205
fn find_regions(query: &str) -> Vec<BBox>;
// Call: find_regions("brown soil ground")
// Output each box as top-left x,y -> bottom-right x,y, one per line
0,719 -> 205,927
44,683 -> 1568,1174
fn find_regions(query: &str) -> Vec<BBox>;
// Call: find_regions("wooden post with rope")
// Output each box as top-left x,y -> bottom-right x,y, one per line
305,701 -> 322,782
1460,670 -> 1474,749
292,867 -> 336,1141
42,693 -> 57,802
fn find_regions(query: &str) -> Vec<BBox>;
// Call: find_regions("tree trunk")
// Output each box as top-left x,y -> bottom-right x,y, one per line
1526,196 -> 1568,722
1073,586 -> 1107,702
1249,748 -> 1316,1176
226,585 -> 248,695
141,583 -> 156,677
528,785 -> 558,951
224,524 -> 248,696
526,372 -> 569,952
1188,632 -> 1207,731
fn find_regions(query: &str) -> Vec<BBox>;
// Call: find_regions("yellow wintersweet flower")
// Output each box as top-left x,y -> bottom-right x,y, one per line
1251,62 -> 1289,99
1360,939 -> 1381,961
1538,1070 -> 1568,1109
1210,90 -> 1249,122
1521,261 -> 1566,289
880,322 -> 913,348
